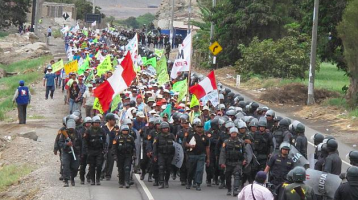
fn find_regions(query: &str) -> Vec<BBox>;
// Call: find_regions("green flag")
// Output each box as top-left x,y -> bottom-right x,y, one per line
82,29 -> 88,37
145,57 -> 157,68
155,49 -> 164,58
93,98 -> 104,114
112,58 -> 118,67
174,79 -> 188,102
160,104 -> 172,117
141,57 -> 147,64
97,55 -> 112,76
78,59 -> 89,75
156,56 -> 169,85
190,94 -> 200,108
93,38 -> 98,43
111,94 -> 122,112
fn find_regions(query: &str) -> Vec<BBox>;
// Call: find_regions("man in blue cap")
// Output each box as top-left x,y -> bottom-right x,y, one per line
12,80 -> 31,124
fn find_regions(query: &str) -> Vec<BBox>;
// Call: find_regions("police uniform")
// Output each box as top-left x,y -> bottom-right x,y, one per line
323,151 -> 342,175
267,154 -> 294,186
58,128 -> 82,185
140,126 -> 154,180
272,128 -> 293,151
186,132 -> 209,188
102,124 -> 116,180
177,127 -> 194,185
112,132 -> 135,187
206,128 -> 220,185
83,126 -> 106,184
54,127 -> 65,180
216,130 -> 230,188
146,129 -> 161,185
294,134 -> 307,159
78,125 -> 91,183
253,131 -> 272,172
153,131 -> 176,187
219,137 -> 245,195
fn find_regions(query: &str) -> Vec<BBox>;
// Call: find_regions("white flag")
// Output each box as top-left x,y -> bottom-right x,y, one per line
125,33 -> 139,67
170,33 -> 192,79
91,21 -> 97,27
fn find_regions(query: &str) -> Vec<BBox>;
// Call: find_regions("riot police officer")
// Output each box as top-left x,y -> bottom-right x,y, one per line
58,118 -> 82,187
219,127 -> 245,196
334,166 -> 358,200
348,150 -> 358,166
153,122 -> 176,189
185,119 -> 210,191
79,117 -> 92,184
265,142 -> 294,187
147,118 -> 162,186
272,118 -> 293,151
206,117 -> 220,186
216,120 -> 235,189
265,110 -> 275,131
323,139 -> 342,175
280,166 -> 316,200
102,113 -> 117,180
294,123 -> 307,158
112,125 -> 136,188
54,116 -> 67,181
140,117 -> 155,181
83,116 -> 107,185
313,133 -> 325,160
253,120 -> 272,176
177,116 -> 193,186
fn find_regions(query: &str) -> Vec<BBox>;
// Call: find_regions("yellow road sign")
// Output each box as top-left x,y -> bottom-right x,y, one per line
209,41 -> 223,56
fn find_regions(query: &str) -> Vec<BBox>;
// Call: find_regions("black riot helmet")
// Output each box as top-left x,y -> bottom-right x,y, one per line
228,92 -> 235,98
313,133 -> 325,145
295,123 -> 305,134
257,120 -> 267,128
346,166 -> 358,185
286,169 -> 294,183
105,113 -> 115,121
348,151 -> 358,166
279,118 -> 290,128
292,166 -> 306,182
326,139 -> 338,152
225,88 -> 231,94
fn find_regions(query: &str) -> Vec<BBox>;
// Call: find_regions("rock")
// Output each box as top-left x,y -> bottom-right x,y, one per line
18,131 -> 38,141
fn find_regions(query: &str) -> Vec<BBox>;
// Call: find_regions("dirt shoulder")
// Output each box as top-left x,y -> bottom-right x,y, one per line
194,66 -> 358,147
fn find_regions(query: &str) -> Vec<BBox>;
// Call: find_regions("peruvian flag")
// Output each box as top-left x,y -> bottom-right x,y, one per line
189,71 -> 217,99
94,51 -> 136,112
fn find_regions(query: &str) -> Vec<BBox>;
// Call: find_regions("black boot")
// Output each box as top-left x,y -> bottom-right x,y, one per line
63,180 -> 69,187
227,190 -> 232,196
125,182 -> 130,188
140,173 -> 145,180
233,190 -> 239,196
207,180 -> 212,187
165,181 -> 169,188
214,179 -> 219,185
219,182 -> 225,189
119,183 -> 124,188
148,174 -> 153,182
91,180 -> 95,185
59,176 -> 64,181
181,181 -> 186,186
71,178 -> 75,186
96,179 -> 101,185
158,182 -> 164,189
196,184 -> 201,191
186,183 -> 191,189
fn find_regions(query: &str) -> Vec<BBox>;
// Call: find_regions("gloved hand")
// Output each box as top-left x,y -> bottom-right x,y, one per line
220,164 -> 226,169
66,141 -> 73,147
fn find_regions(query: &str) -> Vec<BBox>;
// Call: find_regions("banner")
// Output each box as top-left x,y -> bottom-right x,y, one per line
52,59 -> 64,72
160,104 -> 172,117
190,94 -> 200,108
201,90 -> 219,107
64,60 -> 78,75
141,57 -> 147,65
97,55 -> 112,76
171,142 -> 184,168
77,59 -> 89,75
93,98 -> 104,114
171,33 -> 192,79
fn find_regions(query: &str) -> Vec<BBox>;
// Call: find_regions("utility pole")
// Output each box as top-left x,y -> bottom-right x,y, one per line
92,0 -> 95,14
307,0 -> 319,105
187,0 -> 191,34
170,0 -> 174,47
210,0 -> 216,68
30,0 -> 37,32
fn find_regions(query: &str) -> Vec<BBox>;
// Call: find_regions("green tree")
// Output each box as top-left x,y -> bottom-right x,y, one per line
75,0 -> 104,20
0,0 -> 29,28
300,0 -> 347,73
337,0 -> 358,106
235,27 -> 312,79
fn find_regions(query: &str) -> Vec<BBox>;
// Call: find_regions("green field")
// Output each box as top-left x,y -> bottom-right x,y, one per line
0,164 -> 32,192
0,56 -> 52,120
0,31 -> 9,38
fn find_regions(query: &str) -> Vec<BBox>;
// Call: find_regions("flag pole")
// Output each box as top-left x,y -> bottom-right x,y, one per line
185,32 -> 193,107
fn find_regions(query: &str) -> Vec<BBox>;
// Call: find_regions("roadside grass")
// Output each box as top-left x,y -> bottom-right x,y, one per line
0,56 -> 52,120
0,164 -> 33,192
0,31 -> 9,38
243,63 -> 349,93
52,28 -> 62,38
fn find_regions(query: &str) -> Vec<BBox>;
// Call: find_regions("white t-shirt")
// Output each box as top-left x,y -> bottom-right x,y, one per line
83,90 -> 95,106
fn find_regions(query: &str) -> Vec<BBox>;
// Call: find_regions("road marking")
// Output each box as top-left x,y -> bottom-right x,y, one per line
307,141 -> 352,167
135,174 -> 155,200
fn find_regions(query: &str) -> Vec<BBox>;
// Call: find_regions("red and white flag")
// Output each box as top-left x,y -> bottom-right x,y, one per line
189,71 -> 217,99
94,51 -> 136,112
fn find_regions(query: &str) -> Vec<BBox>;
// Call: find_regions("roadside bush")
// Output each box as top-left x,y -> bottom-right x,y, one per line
235,29 -> 313,79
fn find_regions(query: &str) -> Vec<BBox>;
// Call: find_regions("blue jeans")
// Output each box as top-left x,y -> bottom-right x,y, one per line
187,154 -> 206,185
45,85 -> 55,99
69,98 -> 80,114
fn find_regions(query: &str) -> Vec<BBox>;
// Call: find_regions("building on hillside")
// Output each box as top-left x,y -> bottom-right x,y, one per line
41,2 -> 76,26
